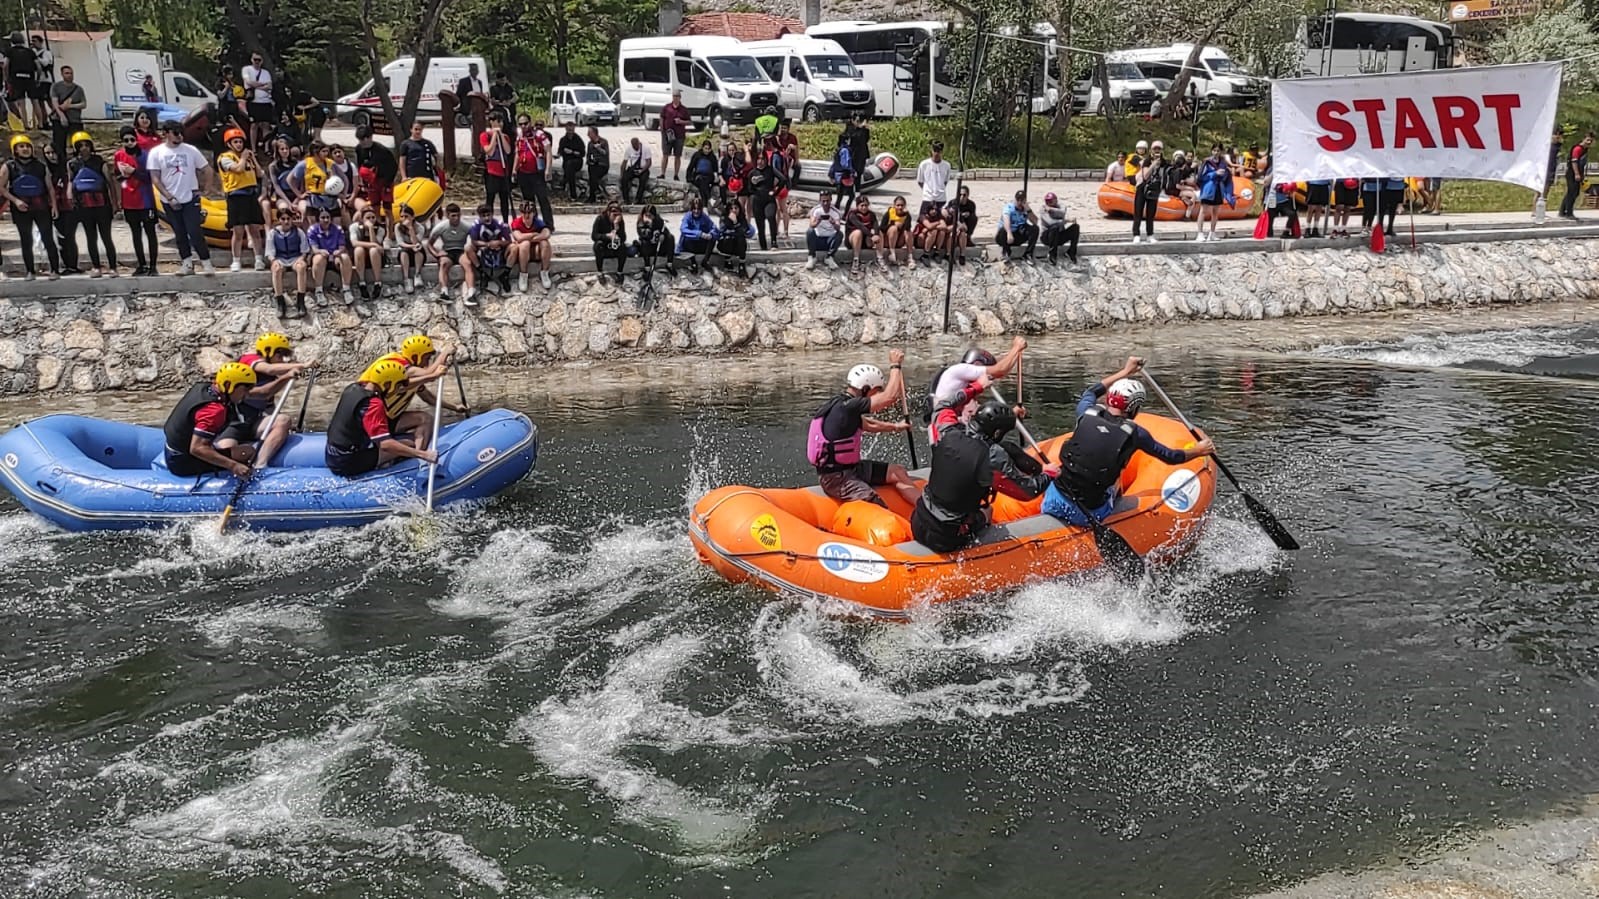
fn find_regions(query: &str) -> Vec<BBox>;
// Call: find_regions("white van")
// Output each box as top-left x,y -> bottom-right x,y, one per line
617,36 -> 780,128
549,84 -> 618,125
743,37 -> 874,123
1109,45 -> 1262,109
1071,61 -> 1160,115
336,56 -> 489,128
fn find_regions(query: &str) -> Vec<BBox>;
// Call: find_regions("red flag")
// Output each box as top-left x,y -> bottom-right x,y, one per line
1370,222 -> 1385,253
1252,211 -> 1270,240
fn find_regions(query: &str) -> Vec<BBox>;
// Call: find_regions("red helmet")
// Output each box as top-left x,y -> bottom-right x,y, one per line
728,176 -> 744,193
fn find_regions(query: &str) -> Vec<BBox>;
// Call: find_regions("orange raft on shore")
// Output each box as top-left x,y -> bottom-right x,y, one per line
688,414 -> 1217,615
1095,177 -> 1257,222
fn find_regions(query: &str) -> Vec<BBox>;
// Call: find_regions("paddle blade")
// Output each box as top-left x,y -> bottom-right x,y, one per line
217,504 -> 235,533
1093,524 -> 1146,582
1242,490 -> 1300,551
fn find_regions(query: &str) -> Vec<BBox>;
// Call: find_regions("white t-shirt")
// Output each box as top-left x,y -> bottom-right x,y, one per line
932,362 -> 988,410
242,65 -> 273,104
917,158 -> 951,203
809,204 -> 842,238
1105,160 -> 1121,181
145,142 -> 209,204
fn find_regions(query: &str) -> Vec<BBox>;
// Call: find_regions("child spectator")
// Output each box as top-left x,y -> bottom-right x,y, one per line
306,207 -> 354,304
510,198 -> 553,290
348,205 -> 386,299
717,201 -> 754,276
845,194 -> 884,273
677,197 -> 719,273
393,204 -> 425,293
591,200 -> 628,283
471,203 -> 512,299
267,208 -> 309,317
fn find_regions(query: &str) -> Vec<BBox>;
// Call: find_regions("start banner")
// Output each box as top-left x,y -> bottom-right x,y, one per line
1271,62 -> 1562,191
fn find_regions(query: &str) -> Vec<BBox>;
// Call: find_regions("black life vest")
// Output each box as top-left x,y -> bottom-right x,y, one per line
924,426 -> 993,516
163,381 -> 234,454
921,364 -> 951,424
328,382 -> 382,451
1054,406 -> 1138,505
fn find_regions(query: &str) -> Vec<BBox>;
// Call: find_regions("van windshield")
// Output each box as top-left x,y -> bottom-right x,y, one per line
805,55 -> 859,79
573,87 -> 609,102
1205,57 -> 1238,74
708,56 -> 768,83
1106,62 -> 1143,80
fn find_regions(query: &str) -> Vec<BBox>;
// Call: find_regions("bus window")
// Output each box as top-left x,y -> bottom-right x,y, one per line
755,56 -> 783,82
624,57 -> 669,84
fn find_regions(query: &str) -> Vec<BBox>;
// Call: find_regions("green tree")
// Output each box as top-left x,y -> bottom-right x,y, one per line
1485,8 -> 1599,87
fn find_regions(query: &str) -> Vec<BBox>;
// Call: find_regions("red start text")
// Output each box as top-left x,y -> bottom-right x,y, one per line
1315,95 -> 1522,152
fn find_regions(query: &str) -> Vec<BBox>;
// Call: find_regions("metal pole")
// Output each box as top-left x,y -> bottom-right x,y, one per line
1022,4 -> 1037,198
943,14 -> 987,333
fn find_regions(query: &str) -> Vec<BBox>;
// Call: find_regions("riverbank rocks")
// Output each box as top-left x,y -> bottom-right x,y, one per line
4,237 -> 1599,395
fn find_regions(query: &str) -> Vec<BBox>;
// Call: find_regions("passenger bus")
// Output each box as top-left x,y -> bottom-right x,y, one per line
1298,12 -> 1456,77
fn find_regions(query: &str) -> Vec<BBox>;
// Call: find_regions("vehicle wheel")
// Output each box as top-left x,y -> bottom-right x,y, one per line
352,110 -> 371,131
706,105 -> 724,129
802,103 -> 821,123
1095,100 -> 1106,116
455,112 -> 470,128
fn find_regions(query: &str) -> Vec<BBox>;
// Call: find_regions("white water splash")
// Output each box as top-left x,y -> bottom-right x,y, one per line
1311,327 -> 1591,369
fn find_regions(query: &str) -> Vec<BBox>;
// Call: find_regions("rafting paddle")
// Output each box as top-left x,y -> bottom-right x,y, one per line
898,386 -> 920,470
423,378 -> 446,513
294,370 -> 318,432
452,359 -> 471,416
218,377 -> 296,534
989,385 -> 1146,581
1141,370 -> 1300,551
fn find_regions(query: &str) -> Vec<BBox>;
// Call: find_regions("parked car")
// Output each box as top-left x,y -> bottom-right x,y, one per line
549,84 -> 619,125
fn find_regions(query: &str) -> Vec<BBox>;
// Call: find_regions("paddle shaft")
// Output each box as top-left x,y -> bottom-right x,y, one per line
218,377 -> 296,532
452,359 -> 470,415
295,370 -> 317,432
424,380 -> 445,512
1137,372 -> 1243,490
898,378 -> 919,470
988,385 -> 1043,457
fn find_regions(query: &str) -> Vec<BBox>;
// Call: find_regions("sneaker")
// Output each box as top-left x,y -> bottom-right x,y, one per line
23,272 -> 34,282
877,256 -> 888,270
850,260 -> 861,276
413,275 -> 425,290
610,272 -> 624,285
229,260 -> 242,272
688,259 -> 701,274
342,287 -> 355,304
202,259 -> 217,276
178,257 -> 195,276
254,258 -> 268,272
518,273 -> 529,293
106,268 -> 119,278
315,288 -> 328,307
956,253 -> 967,267
805,257 -> 816,270
539,270 -> 551,289
404,280 -> 415,295
90,269 -> 102,279
825,256 -> 838,270
372,283 -> 383,299
907,256 -> 917,269
438,287 -> 451,301
462,287 -> 478,306
47,271 -> 59,281
358,283 -> 371,300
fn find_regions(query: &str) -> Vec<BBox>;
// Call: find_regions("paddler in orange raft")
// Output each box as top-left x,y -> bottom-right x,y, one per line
909,400 -> 1058,553
808,349 -> 920,508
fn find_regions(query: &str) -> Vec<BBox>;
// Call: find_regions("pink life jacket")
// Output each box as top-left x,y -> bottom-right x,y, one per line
806,395 -> 862,470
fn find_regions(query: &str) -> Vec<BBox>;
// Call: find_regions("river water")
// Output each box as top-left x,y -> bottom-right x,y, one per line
3,303 -> 1598,898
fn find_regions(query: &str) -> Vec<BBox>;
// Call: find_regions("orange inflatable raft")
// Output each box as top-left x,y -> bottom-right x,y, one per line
1095,177 -> 1257,221
688,415 -> 1216,615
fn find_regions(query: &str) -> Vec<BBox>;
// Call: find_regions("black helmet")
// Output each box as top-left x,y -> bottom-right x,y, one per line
962,348 -> 997,367
971,401 -> 1016,440
765,105 -> 778,117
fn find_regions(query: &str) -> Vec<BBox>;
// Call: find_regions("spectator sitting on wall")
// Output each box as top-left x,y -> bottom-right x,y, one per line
634,204 -> 675,275
946,185 -> 978,265
805,191 -> 844,270
995,190 -> 1038,261
717,200 -> 754,276
678,196 -> 719,273
1038,192 -> 1079,266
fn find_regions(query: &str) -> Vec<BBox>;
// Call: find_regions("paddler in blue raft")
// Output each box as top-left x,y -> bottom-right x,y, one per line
161,362 -> 260,479
237,331 -> 313,468
371,334 -> 467,452
325,359 -> 439,477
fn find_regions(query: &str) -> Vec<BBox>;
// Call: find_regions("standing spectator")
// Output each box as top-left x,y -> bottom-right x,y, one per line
1304,178 -> 1330,238
746,152 -> 782,250
717,201 -> 753,275
289,141 -> 337,219
530,122 -> 557,227
242,52 -> 275,153
805,191 -> 843,270
354,126 -> 397,228
218,128 -> 267,270
1105,152 -> 1126,183
1331,177 -> 1358,238
427,203 -> 475,301
489,71 -> 516,123
1422,177 -> 1443,215
913,202 -> 949,262
882,195 -> 914,267
845,113 -> 870,187
0,133 -> 60,279
1194,144 -> 1234,242
845,194 -> 884,273
1380,175 -> 1406,235
5,32 -> 38,129
621,136 -> 652,205
48,64 -> 84,162
1267,181 -> 1301,238
480,113 -> 512,220
677,197 -> 718,273
585,126 -> 610,203
471,203 -> 511,298
1126,141 -> 1148,182
1169,150 -> 1197,220
29,34 -> 53,131
141,73 -> 160,104
590,200 -> 628,282
114,127 -> 158,275
776,121 -> 799,240
306,208 -> 353,304
393,204 -> 425,293
827,135 -> 855,207
454,63 -> 488,121
634,204 -> 675,275
514,121 -> 555,228
216,70 -> 246,130
131,107 -> 160,150
67,131 -> 119,278
327,144 -> 357,225
509,198 -> 553,290
43,143 -> 80,275
1560,131 -> 1591,220
398,120 -> 440,184
1038,192 -> 1078,265
687,139 -> 718,207
659,91 -> 690,180
946,185 -> 977,264
1132,141 -> 1167,243
348,205 -> 386,298
557,121 -> 584,200
915,140 -> 951,217
996,190 -> 1038,260
267,208 -> 309,316
292,85 -> 325,143
1358,178 -> 1381,236
146,121 -> 217,275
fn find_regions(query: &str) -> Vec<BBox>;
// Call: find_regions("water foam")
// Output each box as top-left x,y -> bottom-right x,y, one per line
1311,327 -> 1591,369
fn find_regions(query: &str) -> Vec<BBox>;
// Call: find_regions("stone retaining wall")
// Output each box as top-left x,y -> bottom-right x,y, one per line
2,236 -> 1597,395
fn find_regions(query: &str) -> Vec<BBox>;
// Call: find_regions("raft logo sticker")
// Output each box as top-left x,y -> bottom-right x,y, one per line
476,447 -> 498,463
1161,470 -> 1202,513
2,453 -> 15,469
817,542 -> 889,583
750,513 -> 782,551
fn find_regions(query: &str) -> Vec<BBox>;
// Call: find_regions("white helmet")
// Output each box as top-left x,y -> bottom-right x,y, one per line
847,364 -> 887,391
1106,378 -> 1146,416
323,174 -> 346,198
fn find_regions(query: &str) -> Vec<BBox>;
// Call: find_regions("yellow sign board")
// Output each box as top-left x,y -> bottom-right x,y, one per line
1446,0 -> 1538,22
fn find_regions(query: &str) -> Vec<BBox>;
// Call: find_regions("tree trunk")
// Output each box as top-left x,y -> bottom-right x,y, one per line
554,16 -> 571,84
221,0 -> 277,67
358,0 -> 404,134
399,0 -> 451,130
1048,48 -> 1074,137
1163,0 -> 1250,110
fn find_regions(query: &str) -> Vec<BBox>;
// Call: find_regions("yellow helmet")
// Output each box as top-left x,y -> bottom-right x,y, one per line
255,332 -> 292,359
69,131 -> 93,149
359,359 -> 408,394
9,133 -> 33,151
398,334 -> 435,365
214,362 -> 259,394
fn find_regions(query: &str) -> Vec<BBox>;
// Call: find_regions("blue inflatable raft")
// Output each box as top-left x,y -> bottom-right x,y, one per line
0,410 -> 538,532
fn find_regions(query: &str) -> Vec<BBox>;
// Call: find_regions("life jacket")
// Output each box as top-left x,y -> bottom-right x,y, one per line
70,158 -> 107,194
218,150 -> 258,195
271,227 -> 305,260
163,381 -> 236,455
515,136 -> 538,172
378,352 -> 420,415
328,382 -> 382,451
1054,406 -> 1138,506
7,159 -> 47,199
923,426 -> 994,516
237,352 -> 273,413
806,394 -> 863,472
303,155 -> 328,195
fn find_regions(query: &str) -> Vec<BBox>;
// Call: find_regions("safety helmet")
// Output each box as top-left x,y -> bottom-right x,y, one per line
398,334 -> 435,365
1106,378 -> 1146,417
360,359 -> 408,393
971,400 -> 1016,440
214,361 -> 259,394
847,364 -> 886,391
69,131 -> 93,149
255,331 -> 291,359
9,133 -> 32,151
224,127 -> 246,145
962,348 -> 997,367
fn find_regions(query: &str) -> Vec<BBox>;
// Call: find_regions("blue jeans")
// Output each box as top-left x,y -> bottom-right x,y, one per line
163,198 -> 210,262
1041,482 -> 1114,525
806,229 -> 841,258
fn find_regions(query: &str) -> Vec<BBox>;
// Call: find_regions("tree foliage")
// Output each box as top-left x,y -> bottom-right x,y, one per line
1484,8 -> 1599,87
